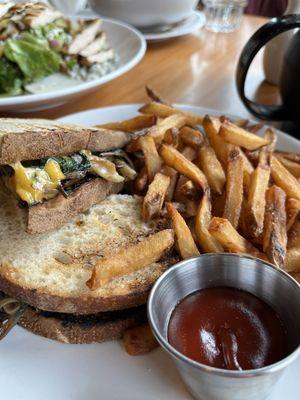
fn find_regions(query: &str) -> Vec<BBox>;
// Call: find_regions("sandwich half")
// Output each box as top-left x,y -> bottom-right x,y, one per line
0,118 -> 136,234
0,191 -> 177,343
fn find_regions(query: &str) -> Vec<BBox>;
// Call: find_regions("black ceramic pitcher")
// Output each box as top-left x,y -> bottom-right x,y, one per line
236,14 -> 300,132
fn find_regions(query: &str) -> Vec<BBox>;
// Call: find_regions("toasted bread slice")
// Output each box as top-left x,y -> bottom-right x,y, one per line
26,178 -> 123,234
18,305 -> 146,344
0,118 -> 130,164
0,192 -> 176,314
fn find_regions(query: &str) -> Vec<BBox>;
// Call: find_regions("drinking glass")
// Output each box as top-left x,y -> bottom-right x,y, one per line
203,0 -> 248,33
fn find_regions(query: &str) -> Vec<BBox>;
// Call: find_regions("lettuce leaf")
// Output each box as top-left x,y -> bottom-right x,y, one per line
4,34 -> 61,82
0,58 -> 23,96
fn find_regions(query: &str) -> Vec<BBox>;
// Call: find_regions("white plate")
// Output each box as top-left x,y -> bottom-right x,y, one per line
1,105 -> 299,400
0,19 -> 146,113
143,11 -> 205,42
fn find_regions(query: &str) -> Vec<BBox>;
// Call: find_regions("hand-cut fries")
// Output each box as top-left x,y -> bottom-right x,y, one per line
286,198 -> 300,231
288,219 -> 300,248
123,323 -> 158,356
145,86 -> 169,105
195,193 -> 224,252
202,115 -> 228,165
91,89 -> 300,291
87,229 -> 174,289
270,155 -> 300,200
127,114 -> 186,152
263,186 -> 287,268
275,151 -> 300,163
142,173 -> 170,221
179,126 -> 203,149
167,203 -> 200,259
134,166 -> 148,193
285,246 -> 300,272
97,114 -> 156,132
209,217 -> 265,259
198,139 -> 226,194
223,145 -> 244,228
275,155 -> 300,178
139,102 -> 203,125
244,143 -> 271,240
140,135 -> 162,181
219,120 -> 269,150
160,165 -> 178,201
160,144 -> 208,191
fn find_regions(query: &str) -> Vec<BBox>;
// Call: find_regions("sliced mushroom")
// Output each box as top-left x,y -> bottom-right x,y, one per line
68,19 -> 102,55
79,33 -> 107,57
84,48 -> 114,65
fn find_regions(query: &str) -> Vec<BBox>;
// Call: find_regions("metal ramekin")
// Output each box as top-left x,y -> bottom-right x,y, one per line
148,253 -> 300,400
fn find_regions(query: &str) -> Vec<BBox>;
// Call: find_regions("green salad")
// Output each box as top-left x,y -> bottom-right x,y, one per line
0,2 -> 117,96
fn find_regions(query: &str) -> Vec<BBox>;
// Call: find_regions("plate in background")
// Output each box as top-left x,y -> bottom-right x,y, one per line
0,104 -> 299,400
0,19 -> 146,113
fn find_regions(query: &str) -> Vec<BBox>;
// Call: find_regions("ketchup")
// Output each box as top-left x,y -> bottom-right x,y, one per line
168,287 -> 288,370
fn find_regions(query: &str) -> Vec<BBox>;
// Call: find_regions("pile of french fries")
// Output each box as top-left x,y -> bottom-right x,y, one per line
89,87 -> 300,354
97,87 -> 300,284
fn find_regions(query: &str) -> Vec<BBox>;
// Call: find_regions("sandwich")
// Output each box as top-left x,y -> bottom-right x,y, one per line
0,118 -> 136,234
0,191 -> 176,343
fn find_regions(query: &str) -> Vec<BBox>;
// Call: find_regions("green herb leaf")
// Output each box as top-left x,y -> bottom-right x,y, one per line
0,58 -> 23,96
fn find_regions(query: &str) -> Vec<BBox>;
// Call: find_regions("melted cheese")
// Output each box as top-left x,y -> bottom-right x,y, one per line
9,160 -> 65,205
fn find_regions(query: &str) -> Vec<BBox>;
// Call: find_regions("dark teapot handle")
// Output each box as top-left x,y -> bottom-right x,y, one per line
236,14 -> 300,121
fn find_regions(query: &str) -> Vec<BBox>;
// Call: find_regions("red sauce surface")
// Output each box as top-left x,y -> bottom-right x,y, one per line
168,287 -> 288,370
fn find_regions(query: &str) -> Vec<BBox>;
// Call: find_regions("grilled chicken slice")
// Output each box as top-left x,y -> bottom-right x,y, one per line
84,49 -> 115,65
80,33 -> 107,57
68,19 -> 102,55
0,2 -> 14,19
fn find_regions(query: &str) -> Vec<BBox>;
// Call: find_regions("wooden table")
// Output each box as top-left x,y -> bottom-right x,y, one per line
23,15 -> 281,120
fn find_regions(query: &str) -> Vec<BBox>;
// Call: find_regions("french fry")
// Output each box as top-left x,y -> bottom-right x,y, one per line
145,86 -> 169,105
97,114 -> 156,132
161,165 -> 178,202
87,229 -> 174,289
140,135 -> 162,181
179,126 -> 203,149
127,114 -> 186,152
142,173 -> 170,221
239,149 -> 254,190
174,147 -> 197,201
209,217 -> 264,259
177,180 -> 199,200
288,219 -> 300,248
134,166 -> 148,193
275,155 -> 300,178
166,203 -> 200,259
270,155 -> 300,200
198,139 -> 226,194
285,246 -> 300,272
139,102 -> 203,125
160,144 -> 208,191
219,121 -> 269,150
163,127 -> 179,147
275,151 -> 300,163
195,193 -> 224,253
202,115 -> 228,165
223,145 -> 244,228
286,198 -> 300,231
263,186 -> 287,268
244,144 -> 271,240
123,323 -> 158,356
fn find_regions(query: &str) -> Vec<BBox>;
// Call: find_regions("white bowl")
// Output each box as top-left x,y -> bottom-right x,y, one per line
0,18 -> 146,113
88,0 -> 199,28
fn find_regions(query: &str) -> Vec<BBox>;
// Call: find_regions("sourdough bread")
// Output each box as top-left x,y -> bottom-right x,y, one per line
0,191 -> 175,314
0,118 -> 130,164
18,305 -> 146,344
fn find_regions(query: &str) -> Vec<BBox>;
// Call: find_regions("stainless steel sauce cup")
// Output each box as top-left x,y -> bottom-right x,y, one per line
148,253 -> 300,400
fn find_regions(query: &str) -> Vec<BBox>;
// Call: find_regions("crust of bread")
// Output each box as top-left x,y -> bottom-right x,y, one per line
18,306 -> 146,344
0,193 -> 177,314
0,118 -> 130,164
26,179 -> 123,234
